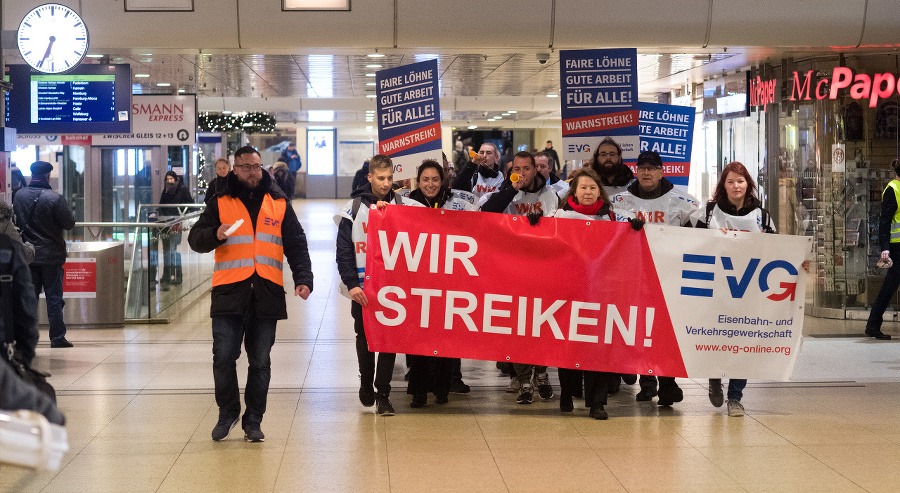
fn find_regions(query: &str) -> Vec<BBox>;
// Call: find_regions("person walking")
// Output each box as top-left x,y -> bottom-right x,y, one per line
188,146 -> 313,442
865,158 -> 900,340
13,161 -> 76,348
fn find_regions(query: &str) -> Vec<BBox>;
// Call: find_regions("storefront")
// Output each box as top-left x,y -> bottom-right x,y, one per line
739,55 -> 900,319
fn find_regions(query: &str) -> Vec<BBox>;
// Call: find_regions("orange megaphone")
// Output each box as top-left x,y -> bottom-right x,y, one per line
510,173 -> 519,183
469,150 -> 477,158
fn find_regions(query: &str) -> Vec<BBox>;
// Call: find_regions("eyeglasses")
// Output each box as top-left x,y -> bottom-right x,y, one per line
234,164 -> 262,171
596,152 -> 619,158
636,165 -> 661,172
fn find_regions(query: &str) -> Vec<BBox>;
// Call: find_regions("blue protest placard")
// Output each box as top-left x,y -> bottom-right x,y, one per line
376,59 -> 441,181
638,102 -> 695,189
560,48 -> 639,164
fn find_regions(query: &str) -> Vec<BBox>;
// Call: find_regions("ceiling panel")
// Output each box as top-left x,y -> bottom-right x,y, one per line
708,0 -> 865,47
554,0 -> 709,47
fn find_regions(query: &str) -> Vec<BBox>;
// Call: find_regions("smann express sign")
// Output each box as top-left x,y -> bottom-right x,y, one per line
789,68 -> 900,107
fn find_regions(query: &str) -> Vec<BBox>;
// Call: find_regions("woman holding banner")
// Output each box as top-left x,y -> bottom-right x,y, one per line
404,160 -> 477,407
554,168 -> 642,419
694,161 -> 775,417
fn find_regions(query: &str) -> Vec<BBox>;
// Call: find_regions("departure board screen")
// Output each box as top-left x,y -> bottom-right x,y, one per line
5,64 -> 132,134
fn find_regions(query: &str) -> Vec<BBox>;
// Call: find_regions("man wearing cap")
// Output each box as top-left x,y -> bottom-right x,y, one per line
14,161 -> 76,348
610,150 -> 699,406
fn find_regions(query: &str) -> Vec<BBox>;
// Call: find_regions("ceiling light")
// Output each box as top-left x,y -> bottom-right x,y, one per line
508,110 -> 517,113
178,89 -> 185,93
366,73 -> 376,77
365,109 -> 375,113
284,0 -> 350,10
366,125 -> 373,129
366,94 -> 376,98
156,82 -> 171,87
366,64 -> 382,68
502,113 -> 510,116
222,111 -> 232,114
487,119 -> 496,122
546,94 -> 558,98
86,54 -> 103,58
368,53 -> 386,58
366,82 -> 376,86
135,74 -> 150,78
308,110 -> 335,122
467,125 -> 478,129
495,116 -> 502,119
140,53 -> 153,56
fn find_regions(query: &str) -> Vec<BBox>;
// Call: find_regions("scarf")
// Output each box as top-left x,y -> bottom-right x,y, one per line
567,196 -> 604,216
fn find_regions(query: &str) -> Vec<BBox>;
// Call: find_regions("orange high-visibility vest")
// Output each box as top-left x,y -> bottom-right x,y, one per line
213,195 -> 286,287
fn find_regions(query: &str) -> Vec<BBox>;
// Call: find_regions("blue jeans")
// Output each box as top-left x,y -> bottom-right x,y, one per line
212,313 -> 277,423
30,264 -> 66,343
727,379 -> 747,401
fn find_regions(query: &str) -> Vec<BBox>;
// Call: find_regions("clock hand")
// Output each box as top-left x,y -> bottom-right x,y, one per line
38,36 -> 56,67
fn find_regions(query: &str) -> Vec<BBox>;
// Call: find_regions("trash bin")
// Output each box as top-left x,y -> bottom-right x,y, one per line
37,242 -> 125,329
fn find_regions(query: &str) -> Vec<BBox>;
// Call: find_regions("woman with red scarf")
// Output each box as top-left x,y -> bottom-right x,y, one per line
554,168 -> 642,419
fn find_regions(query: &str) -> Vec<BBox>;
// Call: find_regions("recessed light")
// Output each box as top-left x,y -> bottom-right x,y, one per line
222,111 -> 232,114
365,109 -> 375,113
367,53 -> 386,58
487,119 -> 496,122
366,82 -> 376,86
546,94 -> 558,97
366,94 -> 376,98
366,64 -> 382,68
495,116 -> 502,119
135,74 -> 150,78
178,89 -> 185,93
86,54 -> 103,58
508,110 -> 517,113
366,73 -> 376,77
467,125 -> 477,129
157,83 -> 171,87
366,126 -> 373,129
502,113 -> 510,116
140,53 -> 153,56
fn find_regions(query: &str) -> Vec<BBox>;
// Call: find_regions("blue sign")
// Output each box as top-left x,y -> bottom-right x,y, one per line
376,59 -> 441,180
560,49 -> 639,162
638,102 -> 695,188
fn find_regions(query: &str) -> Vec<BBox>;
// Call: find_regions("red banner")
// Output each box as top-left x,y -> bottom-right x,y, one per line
362,206 -> 687,377
561,110 -> 639,136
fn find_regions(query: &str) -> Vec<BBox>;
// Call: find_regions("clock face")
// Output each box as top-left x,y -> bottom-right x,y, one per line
17,3 -> 89,74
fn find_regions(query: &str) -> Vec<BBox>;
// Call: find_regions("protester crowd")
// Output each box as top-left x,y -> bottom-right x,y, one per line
336,140 -> 785,421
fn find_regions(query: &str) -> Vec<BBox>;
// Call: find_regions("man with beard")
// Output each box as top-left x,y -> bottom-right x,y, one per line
452,142 -> 505,198
189,145 -> 313,442
479,151 -> 559,404
589,137 -> 635,197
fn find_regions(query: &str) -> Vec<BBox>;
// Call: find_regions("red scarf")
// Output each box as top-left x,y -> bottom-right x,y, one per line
567,196 -> 604,216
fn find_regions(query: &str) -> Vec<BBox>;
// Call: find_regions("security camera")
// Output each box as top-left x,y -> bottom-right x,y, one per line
537,53 -> 550,65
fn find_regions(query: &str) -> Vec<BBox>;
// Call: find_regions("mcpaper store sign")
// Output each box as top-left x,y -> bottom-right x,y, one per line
746,67 -> 900,112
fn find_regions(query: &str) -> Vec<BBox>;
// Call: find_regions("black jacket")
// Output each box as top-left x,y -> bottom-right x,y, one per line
480,173 -> 549,213
336,184 -> 399,291
159,183 -> 194,216
13,180 -> 76,265
188,171 -> 313,319
0,235 -> 39,366
409,186 -> 452,209
452,161 -> 502,192
879,183 -> 897,251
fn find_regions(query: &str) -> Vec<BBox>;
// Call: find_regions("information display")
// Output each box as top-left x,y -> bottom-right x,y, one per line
4,64 -> 132,134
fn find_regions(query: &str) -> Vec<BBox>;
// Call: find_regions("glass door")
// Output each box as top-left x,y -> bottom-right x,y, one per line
100,147 -> 156,223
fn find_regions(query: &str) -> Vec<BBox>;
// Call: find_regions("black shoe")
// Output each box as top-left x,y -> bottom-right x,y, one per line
865,329 -> 892,340
560,394 -> 574,413
434,394 -> 449,405
243,423 -> 265,442
657,387 -> 684,406
589,404 -> 609,420
410,394 -> 427,408
50,338 -> 74,348
376,396 -> 395,416
621,374 -> 637,385
449,379 -> 471,394
636,389 -> 657,401
708,379 -> 724,407
211,412 -> 239,441
359,381 -> 376,407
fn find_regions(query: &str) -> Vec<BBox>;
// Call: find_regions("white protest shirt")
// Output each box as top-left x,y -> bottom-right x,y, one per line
398,188 -> 478,211
612,187 -> 700,226
602,178 -> 635,198
472,173 -> 505,198
554,209 -> 615,221
704,204 -> 775,233
477,185 -> 560,216
334,195 -> 422,298
550,179 -> 570,199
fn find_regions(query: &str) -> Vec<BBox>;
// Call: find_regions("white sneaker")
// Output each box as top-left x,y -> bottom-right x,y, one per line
727,399 -> 745,417
506,376 -> 521,393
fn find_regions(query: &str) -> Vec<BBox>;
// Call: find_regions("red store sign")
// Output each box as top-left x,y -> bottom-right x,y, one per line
789,68 -> 900,107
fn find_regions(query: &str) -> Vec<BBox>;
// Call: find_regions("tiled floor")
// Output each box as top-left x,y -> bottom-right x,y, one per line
3,199 -> 900,492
